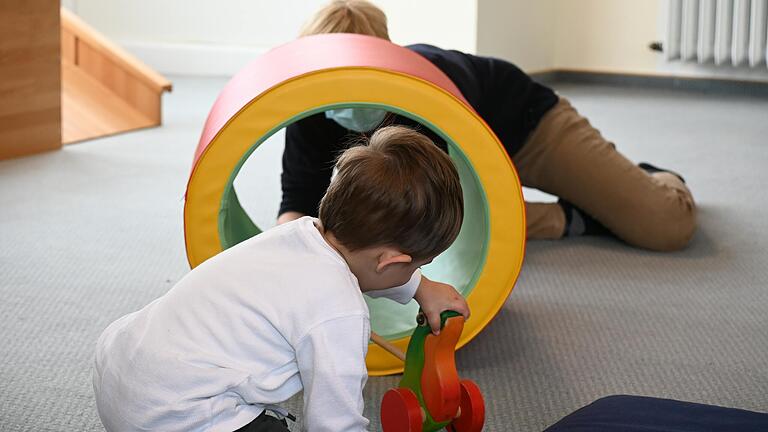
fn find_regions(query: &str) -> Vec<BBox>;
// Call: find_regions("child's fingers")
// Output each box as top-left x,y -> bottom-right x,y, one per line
453,296 -> 470,320
427,311 -> 441,335
447,285 -> 470,320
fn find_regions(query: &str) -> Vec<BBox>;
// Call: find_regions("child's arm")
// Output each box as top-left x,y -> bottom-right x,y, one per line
295,315 -> 371,431
413,276 -> 470,335
279,115 -> 345,221
364,272 -> 470,335
363,269 -> 422,304
277,211 -> 305,225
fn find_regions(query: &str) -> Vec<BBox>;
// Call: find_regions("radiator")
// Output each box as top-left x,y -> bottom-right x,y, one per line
666,0 -> 768,67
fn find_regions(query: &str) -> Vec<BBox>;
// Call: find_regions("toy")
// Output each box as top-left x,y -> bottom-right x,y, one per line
381,311 -> 485,431
185,33 -> 525,375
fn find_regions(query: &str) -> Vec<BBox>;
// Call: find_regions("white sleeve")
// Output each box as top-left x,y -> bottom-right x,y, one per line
295,315 -> 371,432
364,269 -> 421,304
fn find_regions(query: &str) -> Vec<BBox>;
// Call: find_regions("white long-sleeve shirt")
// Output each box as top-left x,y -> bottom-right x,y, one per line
93,217 -> 421,432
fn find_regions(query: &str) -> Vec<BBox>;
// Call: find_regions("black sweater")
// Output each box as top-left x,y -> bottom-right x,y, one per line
279,44 -> 558,217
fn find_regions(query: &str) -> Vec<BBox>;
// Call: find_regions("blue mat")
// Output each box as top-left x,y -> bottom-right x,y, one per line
545,395 -> 768,432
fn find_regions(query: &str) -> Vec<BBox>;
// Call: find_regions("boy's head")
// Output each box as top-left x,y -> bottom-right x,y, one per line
318,126 -> 464,290
300,0 -> 390,40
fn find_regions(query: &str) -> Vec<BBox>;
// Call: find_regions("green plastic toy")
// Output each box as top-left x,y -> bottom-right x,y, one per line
380,311 -> 485,431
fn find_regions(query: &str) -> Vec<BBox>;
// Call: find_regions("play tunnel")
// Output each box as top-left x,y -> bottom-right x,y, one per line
184,34 -> 526,376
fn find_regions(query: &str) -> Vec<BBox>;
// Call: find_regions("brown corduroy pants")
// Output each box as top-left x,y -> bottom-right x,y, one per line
512,98 -> 696,251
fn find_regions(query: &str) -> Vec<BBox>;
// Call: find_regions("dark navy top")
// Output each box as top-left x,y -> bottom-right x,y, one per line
279,44 -> 558,217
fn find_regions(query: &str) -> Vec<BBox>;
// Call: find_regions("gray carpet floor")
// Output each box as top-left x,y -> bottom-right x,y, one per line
1,77 -> 767,431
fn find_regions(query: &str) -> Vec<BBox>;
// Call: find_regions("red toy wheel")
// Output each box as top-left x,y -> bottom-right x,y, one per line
381,387 -> 424,432
448,380 -> 485,432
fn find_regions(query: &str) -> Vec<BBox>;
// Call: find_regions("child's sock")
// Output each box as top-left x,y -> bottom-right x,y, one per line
638,162 -> 686,184
559,200 -> 610,237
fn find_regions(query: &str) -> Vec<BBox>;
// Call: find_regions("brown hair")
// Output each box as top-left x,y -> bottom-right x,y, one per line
300,0 -> 390,40
319,126 -> 464,260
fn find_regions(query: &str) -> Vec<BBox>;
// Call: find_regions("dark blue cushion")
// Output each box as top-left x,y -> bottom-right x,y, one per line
544,395 -> 768,432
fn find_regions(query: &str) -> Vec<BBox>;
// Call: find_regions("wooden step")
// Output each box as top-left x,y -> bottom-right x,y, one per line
60,8 -> 172,144
62,61 -> 156,143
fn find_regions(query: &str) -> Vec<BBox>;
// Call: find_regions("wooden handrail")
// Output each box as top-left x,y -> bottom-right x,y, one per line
60,8 -> 172,93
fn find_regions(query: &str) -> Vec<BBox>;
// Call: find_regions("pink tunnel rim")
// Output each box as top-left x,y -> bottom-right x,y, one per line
192,33 -> 471,167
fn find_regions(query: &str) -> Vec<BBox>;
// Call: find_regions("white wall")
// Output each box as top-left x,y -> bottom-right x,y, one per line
476,0 -> 657,74
550,0 -> 768,81
476,0 -> 768,80
385,1 -> 477,54
66,0 -> 768,80
553,0 -> 660,74
476,0 -> 556,72
65,0 -> 477,76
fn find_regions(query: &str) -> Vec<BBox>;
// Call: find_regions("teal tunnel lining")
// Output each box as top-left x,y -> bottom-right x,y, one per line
219,102 -> 490,340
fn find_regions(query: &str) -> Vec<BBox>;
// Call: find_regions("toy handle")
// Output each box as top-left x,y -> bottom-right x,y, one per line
420,314 -> 465,422
416,309 -> 462,330
371,331 -> 406,362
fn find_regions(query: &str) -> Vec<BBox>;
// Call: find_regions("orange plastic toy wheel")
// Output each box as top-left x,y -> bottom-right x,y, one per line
448,380 -> 485,432
381,388 -> 424,432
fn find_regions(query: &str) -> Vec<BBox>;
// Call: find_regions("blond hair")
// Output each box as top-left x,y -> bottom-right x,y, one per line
300,0 -> 390,40
319,126 -> 464,260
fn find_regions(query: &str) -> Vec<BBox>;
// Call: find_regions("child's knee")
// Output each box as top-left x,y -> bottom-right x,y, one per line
630,195 -> 696,252
645,216 -> 695,252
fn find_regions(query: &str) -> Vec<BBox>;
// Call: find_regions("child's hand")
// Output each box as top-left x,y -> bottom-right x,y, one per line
413,276 -> 470,335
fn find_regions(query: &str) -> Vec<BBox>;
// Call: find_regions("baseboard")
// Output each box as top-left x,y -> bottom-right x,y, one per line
119,41 -> 269,77
531,69 -> 768,98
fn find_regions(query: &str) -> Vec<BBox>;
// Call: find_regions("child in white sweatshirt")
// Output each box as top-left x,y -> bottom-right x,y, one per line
93,125 -> 468,432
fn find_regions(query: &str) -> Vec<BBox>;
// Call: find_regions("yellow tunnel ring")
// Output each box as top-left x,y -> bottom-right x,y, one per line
185,37 -> 526,376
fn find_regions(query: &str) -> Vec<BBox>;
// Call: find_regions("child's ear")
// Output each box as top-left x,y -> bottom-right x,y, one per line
376,248 -> 412,273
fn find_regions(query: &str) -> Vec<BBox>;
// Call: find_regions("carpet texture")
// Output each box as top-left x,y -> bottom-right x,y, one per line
1,78 -> 766,431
